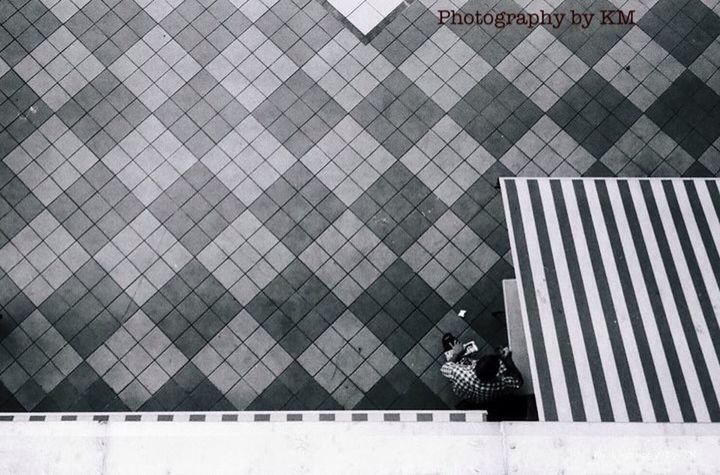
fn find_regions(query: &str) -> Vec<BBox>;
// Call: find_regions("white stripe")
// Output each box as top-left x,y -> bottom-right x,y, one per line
584,181 -> 655,422
561,180 -> 628,422
694,181 -> 720,284
651,181 -> 720,419
501,180 -> 546,421
605,180 -> 683,422
516,180 -> 573,421
673,181 -> 720,342
628,181 -> 710,422
537,181 -> 600,421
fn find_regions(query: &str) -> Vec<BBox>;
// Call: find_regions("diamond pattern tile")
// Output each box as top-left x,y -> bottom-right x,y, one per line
638,0 -> 720,68
549,0 -> 634,67
0,0 -> 719,412
14,26 -> 105,112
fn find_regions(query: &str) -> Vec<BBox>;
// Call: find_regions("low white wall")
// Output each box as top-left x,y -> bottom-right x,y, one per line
0,420 -> 718,474
503,422 -> 720,474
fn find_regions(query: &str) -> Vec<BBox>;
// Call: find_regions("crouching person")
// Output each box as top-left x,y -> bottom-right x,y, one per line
440,333 -> 523,413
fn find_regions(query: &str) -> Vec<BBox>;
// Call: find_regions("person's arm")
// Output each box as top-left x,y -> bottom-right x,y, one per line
498,348 -> 523,388
448,342 -> 465,363
441,362 -> 460,380
501,372 -> 523,390
440,342 -> 468,381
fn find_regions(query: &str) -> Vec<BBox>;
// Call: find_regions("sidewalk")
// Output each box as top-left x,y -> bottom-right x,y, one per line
1,417 -> 719,474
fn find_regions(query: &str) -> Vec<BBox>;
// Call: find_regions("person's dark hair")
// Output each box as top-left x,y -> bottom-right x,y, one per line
475,355 -> 500,382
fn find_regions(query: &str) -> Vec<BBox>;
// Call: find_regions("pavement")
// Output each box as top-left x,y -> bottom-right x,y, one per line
0,0 -> 719,412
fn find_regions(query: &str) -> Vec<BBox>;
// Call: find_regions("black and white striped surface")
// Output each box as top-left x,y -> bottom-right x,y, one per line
502,178 -> 720,423
0,411 -> 487,423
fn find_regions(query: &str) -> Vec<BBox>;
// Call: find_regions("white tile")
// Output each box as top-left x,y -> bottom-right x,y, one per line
347,2 -> 384,34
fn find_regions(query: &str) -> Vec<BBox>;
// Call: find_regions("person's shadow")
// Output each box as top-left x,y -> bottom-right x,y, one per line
457,394 -> 539,422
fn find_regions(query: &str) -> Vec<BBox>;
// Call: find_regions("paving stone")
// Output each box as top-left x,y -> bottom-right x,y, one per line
0,0 -> 718,412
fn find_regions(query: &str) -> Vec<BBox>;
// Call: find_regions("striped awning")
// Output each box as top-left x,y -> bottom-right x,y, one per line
502,178 -> 720,423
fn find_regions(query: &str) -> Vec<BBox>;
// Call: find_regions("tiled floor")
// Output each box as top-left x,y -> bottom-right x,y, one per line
0,0 -> 719,412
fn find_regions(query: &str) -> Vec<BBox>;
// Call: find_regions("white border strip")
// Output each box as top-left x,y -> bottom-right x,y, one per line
0,411 -> 487,423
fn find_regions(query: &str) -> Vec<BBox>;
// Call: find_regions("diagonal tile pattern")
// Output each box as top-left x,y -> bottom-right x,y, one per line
0,0 -> 719,412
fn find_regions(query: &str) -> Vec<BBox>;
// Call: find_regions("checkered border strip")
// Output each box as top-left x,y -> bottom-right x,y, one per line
0,410 -> 487,422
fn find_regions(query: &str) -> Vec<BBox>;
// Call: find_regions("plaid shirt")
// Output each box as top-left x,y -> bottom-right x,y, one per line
441,358 -> 522,404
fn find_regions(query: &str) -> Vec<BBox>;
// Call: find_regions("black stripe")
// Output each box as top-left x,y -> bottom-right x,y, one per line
505,180 -> 558,421
640,180 -> 716,422
551,180 -> 614,421
705,181 -> 720,227
661,181 -> 720,421
670,182 -> 720,363
596,181 -> 668,422
685,181 -> 720,299
686,181 -> 720,368
618,181 -> 695,422
528,180 -> 586,421
573,180 -> 642,421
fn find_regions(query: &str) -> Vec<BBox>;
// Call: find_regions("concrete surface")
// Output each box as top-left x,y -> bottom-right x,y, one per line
1,420 -> 719,474
504,279 -> 534,397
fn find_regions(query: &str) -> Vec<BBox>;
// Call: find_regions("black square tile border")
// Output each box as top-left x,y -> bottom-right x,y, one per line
0,410 -> 485,422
